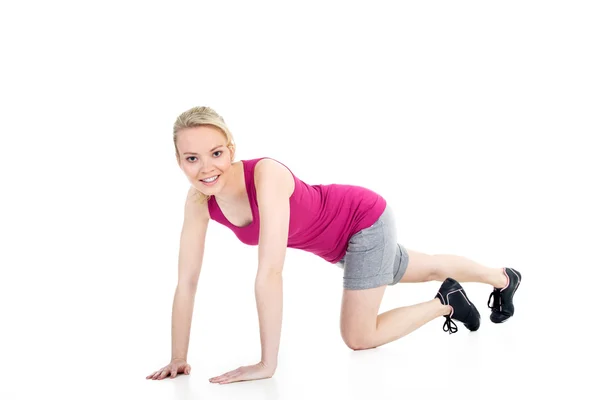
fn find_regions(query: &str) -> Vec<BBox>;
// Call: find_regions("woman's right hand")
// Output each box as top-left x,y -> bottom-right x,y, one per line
146,358 -> 191,380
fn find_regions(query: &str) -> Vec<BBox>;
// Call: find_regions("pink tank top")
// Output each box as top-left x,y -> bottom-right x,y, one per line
207,157 -> 387,263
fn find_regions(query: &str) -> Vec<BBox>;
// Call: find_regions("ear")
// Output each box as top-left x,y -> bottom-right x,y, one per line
228,145 -> 235,161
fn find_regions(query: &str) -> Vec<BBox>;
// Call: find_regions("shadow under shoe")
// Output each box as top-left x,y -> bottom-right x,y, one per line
436,278 -> 481,334
488,267 -> 522,323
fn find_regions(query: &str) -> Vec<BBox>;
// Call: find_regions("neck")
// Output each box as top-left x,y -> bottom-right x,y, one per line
214,161 -> 245,204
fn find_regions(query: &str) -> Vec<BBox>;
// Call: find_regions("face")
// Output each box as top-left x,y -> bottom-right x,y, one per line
176,125 -> 234,196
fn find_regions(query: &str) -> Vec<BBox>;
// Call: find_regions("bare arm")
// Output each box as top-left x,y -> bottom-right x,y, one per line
171,187 -> 209,361
254,159 -> 294,370
207,160 -> 294,384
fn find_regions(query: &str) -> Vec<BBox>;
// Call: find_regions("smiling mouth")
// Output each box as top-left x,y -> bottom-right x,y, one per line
200,175 -> 220,185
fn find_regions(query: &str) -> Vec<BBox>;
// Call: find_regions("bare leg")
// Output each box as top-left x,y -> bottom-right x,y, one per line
340,285 -> 452,350
401,249 -> 508,288
340,248 -> 508,351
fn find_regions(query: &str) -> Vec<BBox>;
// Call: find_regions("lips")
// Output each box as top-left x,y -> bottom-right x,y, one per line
200,175 -> 220,186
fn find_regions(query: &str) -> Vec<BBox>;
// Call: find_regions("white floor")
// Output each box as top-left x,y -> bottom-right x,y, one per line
1,242 -> 596,399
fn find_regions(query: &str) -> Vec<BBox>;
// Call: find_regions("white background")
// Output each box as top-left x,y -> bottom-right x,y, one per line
1,1 -> 598,399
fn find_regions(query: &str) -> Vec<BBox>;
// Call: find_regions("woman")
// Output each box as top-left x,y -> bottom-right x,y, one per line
146,106 -> 522,384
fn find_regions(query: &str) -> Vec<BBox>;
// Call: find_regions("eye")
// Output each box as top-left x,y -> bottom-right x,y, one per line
186,156 -> 197,162
213,151 -> 223,157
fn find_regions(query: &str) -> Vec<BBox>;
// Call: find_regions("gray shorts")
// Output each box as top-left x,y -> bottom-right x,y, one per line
336,205 -> 409,290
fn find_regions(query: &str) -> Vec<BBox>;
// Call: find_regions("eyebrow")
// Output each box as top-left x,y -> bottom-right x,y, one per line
183,146 -> 223,155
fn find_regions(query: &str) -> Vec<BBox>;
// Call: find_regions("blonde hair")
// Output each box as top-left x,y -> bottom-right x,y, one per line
173,106 -> 236,203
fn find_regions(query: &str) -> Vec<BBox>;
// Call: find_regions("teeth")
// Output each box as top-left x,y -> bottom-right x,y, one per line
202,176 -> 218,183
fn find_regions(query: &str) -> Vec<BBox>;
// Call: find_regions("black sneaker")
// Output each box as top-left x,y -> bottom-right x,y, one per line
435,278 -> 481,334
488,268 -> 522,323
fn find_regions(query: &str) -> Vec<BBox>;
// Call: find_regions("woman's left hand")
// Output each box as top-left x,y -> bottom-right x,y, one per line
209,361 -> 276,384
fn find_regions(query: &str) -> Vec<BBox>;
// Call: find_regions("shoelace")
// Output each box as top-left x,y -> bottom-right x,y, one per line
488,289 -> 501,312
443,315 -> 458,334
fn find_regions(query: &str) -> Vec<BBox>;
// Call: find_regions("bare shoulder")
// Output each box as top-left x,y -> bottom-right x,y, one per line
255,158 -> 294,197
183,186 -> 209,225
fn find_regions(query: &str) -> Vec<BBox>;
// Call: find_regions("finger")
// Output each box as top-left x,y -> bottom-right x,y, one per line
170,368 -> 178,379
210,369 -> 236,382
220,370 -> 245,384
151,369 -> 164,380
184,366 -> 191,375
214,370 -> 239,382
211,374 -> 233,383
220,375 -> 243,385
159,369 -> 170,380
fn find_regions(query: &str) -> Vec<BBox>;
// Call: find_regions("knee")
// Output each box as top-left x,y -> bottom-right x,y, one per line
341,332 -> 373,351
344,338 -> 371,351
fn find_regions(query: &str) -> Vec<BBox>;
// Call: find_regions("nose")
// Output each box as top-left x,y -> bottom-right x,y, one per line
196,157 -> 215,175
